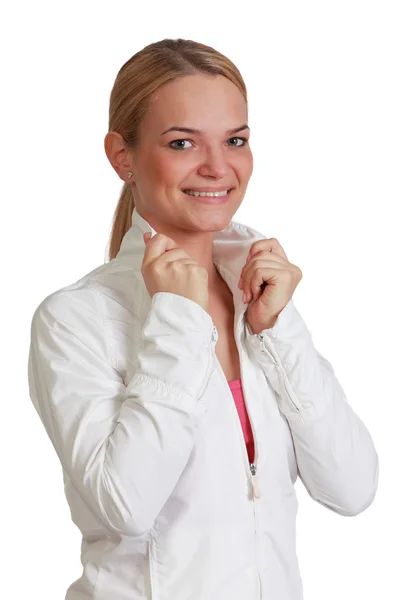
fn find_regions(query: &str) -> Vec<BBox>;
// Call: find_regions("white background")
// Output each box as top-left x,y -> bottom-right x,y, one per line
1,1 -> 417,598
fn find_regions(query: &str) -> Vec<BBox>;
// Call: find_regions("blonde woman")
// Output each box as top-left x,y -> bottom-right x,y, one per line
28,38 -> 379,600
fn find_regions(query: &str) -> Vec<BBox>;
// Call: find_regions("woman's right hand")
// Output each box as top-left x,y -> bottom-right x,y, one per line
141,232 -> 209,313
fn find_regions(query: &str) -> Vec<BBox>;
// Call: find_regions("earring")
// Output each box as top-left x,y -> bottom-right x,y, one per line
126,171 -> 133,179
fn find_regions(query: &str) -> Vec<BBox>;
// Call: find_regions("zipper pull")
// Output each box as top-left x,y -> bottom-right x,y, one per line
251,474 -> 261,499
249,463 -> 261,499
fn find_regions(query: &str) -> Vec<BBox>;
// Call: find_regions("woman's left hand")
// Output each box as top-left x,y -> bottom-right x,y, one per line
238,238 -> 303,335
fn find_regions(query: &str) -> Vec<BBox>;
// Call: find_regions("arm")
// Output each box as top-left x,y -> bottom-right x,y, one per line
28,287 -> 216,537
245,299 -> 379,516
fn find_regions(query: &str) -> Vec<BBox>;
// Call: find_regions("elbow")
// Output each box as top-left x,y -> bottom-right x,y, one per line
78,463 -> 156,538
345,459 -> 380,516
338,483 -> 378,517
346,452 -> 380,516
346,489 -> 378,516
99,501 -> 155,538
308,452 -> 380,517
96,473 -> 157,538
319,456 -> 380,517
313,484 -> 378,517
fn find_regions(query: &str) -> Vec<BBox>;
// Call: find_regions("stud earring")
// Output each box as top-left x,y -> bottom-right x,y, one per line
126,171 -> 133,179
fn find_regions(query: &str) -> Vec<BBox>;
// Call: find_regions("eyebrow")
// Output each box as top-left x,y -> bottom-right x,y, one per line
161,124 -> 250,136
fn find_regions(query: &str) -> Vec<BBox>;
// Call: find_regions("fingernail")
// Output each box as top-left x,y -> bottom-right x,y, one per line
238,277 -> 243,289
242,291 -> 247,303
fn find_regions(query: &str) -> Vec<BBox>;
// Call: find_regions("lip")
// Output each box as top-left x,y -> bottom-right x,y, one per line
182,188 -> 233,204
181,186 -> 234,192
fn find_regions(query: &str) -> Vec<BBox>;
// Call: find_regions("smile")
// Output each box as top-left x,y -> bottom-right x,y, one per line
183,189 -> 232,197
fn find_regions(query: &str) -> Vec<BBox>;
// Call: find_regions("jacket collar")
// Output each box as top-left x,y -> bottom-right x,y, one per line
115,206 -> 267,315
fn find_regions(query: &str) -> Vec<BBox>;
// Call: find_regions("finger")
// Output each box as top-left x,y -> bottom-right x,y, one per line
247,238 -> 288,262
241,260 -> 282,301
248,267 -> 289,303
142,233 -> 179,266
244,250 -> 286,269
239,254 -> 287,289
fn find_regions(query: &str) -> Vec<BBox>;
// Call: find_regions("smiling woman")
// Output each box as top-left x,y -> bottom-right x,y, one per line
28,37 -> 379,600
104,39 -> 253,269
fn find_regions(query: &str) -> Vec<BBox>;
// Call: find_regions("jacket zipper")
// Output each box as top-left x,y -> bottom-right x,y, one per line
257,332 -> 302,413
250,460 -> 262,600
236,318 -> 260,495
196,325 -> 218,401
209,300 -> 263,596
212,320 -> 259,492
236,317 -> 262,598
213,353 -> 262,597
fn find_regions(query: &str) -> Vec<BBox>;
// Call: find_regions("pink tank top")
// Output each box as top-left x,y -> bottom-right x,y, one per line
228,379 -> 255,464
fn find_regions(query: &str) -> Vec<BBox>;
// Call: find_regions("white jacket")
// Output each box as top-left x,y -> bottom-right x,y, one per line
28,207 -> 379,600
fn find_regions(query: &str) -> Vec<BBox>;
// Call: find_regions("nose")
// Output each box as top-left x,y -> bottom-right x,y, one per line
197,148 -> 229,179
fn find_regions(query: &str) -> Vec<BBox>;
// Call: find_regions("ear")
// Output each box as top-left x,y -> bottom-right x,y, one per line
104,131 -> 133,183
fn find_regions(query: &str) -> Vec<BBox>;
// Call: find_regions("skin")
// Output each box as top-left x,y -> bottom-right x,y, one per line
104,73 -> 254,291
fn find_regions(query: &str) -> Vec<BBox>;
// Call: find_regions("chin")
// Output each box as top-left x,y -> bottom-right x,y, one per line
198,210 -> 236,232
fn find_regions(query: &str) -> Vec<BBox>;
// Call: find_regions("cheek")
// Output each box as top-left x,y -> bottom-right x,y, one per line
235,152 -> 254,181
154,152 -> 190,187
137,149 -> 179,186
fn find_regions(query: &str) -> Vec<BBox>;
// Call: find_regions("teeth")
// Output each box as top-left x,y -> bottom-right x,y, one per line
184,189 -> 229,197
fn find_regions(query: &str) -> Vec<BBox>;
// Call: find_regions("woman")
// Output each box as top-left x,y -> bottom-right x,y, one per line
28,38 -> 379,600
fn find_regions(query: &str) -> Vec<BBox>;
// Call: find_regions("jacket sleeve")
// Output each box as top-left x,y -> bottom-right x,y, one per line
28,287 -> 216,537
245,299 -> 379,517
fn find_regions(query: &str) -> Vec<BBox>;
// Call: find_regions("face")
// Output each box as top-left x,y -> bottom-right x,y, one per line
130,73 -> 253,233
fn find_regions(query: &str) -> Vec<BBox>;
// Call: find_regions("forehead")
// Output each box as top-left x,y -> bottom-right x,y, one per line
142,74 -> 247,134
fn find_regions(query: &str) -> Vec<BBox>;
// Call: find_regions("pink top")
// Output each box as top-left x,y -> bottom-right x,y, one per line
228,379 -> 255,464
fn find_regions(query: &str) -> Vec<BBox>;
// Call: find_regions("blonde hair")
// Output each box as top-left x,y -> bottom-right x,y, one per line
106,38 -> 248,261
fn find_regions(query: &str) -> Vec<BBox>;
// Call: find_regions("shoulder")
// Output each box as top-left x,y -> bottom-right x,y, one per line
30,258 -> 116,347
31,256 -> 137,324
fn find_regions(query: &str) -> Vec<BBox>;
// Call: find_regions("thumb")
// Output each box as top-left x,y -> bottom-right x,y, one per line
143,232 -> 152,244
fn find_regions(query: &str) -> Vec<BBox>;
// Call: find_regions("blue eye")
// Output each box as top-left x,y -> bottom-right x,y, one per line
169,139 -> 193,150
227,137 -> 248,147
169,137 -> 249,150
